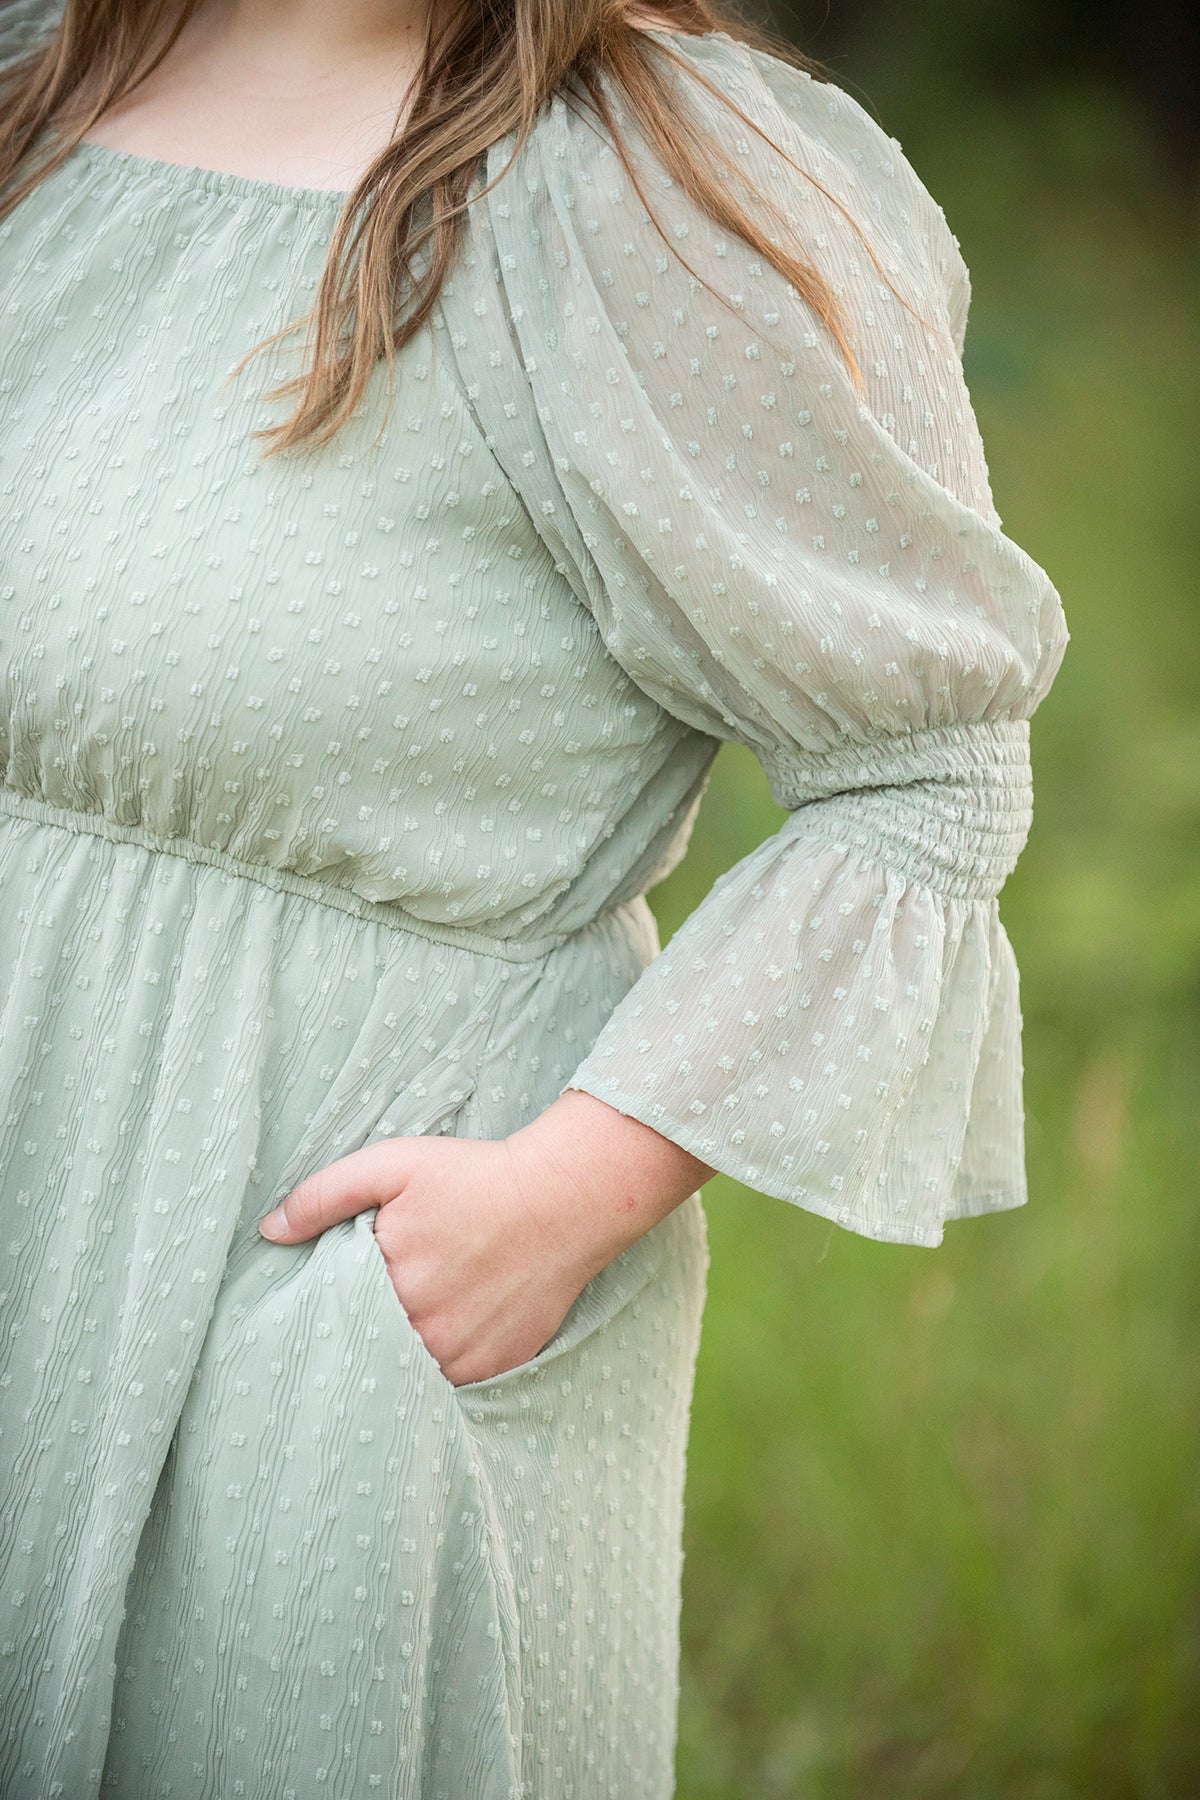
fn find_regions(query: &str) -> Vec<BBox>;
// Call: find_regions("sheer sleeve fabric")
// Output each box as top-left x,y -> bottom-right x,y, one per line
0,0 -> 58,69
437,29 -> 1069,1245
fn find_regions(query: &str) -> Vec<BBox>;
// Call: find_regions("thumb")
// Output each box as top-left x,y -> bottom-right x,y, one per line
259,1138 -> 413,1243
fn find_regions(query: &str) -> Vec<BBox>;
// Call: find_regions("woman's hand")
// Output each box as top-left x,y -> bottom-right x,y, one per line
257,1089 -> 713,1387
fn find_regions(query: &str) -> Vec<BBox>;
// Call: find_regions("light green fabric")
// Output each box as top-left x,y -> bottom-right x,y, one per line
0,1 -> 1067,1794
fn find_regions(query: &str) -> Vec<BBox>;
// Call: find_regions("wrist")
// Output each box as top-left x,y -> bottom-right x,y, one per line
503,1088 -> 713,1281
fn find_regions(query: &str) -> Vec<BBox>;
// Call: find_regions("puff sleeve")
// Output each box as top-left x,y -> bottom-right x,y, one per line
437,29 -> 1069,1245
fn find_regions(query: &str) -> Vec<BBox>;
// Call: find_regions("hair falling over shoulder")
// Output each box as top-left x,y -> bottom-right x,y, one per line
0,0 -> 872,456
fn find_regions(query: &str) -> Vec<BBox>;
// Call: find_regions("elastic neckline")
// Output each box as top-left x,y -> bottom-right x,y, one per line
48,130 -> 353,210
42,27 -> 734,211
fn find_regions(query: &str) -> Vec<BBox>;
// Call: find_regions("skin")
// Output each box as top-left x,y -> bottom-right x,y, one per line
80,0 -> 679,189
83,0 -> 712,1386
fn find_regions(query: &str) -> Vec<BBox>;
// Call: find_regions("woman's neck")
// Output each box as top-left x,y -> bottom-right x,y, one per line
77,0 -> 444,191
195,0 -> 440,63
72,2 -> 679,193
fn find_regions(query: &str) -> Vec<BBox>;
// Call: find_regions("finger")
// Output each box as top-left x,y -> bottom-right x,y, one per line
258,1137 -> 411,1243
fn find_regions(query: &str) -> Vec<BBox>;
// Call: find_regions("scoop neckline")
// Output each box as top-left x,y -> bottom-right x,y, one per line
45,26 -> 736,210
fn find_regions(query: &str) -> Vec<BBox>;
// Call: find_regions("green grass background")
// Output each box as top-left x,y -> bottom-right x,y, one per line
651,61 -> 1200,1800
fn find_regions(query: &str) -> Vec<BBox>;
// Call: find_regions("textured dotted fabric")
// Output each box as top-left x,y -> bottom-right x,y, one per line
440,32 -> 1069,1236
0,1 -> 1067,1795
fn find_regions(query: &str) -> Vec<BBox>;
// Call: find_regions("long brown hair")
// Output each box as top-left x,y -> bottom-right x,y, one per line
0,1 -> 887,459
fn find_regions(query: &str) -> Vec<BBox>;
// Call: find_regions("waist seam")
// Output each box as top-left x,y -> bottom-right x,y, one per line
0,786 -> 592,966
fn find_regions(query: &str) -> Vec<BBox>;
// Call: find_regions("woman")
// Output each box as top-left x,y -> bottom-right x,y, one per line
0,0 -> 1068,1793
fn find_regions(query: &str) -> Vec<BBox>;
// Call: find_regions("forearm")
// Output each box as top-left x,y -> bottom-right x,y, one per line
503,1088 -> 714,1283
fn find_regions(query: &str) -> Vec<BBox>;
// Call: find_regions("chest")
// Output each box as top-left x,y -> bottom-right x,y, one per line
0,157 -> 669,910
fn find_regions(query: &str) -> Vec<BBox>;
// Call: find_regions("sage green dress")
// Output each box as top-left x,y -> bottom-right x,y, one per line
0,2 -> 1069,1794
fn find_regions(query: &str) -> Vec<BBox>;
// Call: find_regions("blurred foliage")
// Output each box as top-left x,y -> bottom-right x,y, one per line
655,8 -> 1200,1796
768,0 -> 1199,170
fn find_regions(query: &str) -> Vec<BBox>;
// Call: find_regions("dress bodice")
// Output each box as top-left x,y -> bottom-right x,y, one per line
0,143 -> 713,942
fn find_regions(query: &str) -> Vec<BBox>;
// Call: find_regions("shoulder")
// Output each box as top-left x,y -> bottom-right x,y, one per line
525,27 -> 968,325
734,36 -> 971,319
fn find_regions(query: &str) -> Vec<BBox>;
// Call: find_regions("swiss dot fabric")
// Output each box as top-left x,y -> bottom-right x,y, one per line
0,0 -> 1067,1795
437,30 -> 1069,1243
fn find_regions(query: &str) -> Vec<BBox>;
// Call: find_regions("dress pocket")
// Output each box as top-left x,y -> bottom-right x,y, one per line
362,1192 -> 679,1399
355,1207 -> 465,1388
345,1106 -> 707,1405
448,1200 -> 686,1399
360,1201 -> 583,1395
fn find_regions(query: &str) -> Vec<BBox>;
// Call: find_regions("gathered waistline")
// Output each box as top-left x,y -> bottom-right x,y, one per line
0,715 -> 1033,953
0,786 -> 610,966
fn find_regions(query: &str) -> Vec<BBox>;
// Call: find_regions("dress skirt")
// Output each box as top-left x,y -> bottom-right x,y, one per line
0,792 -> 710,1800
